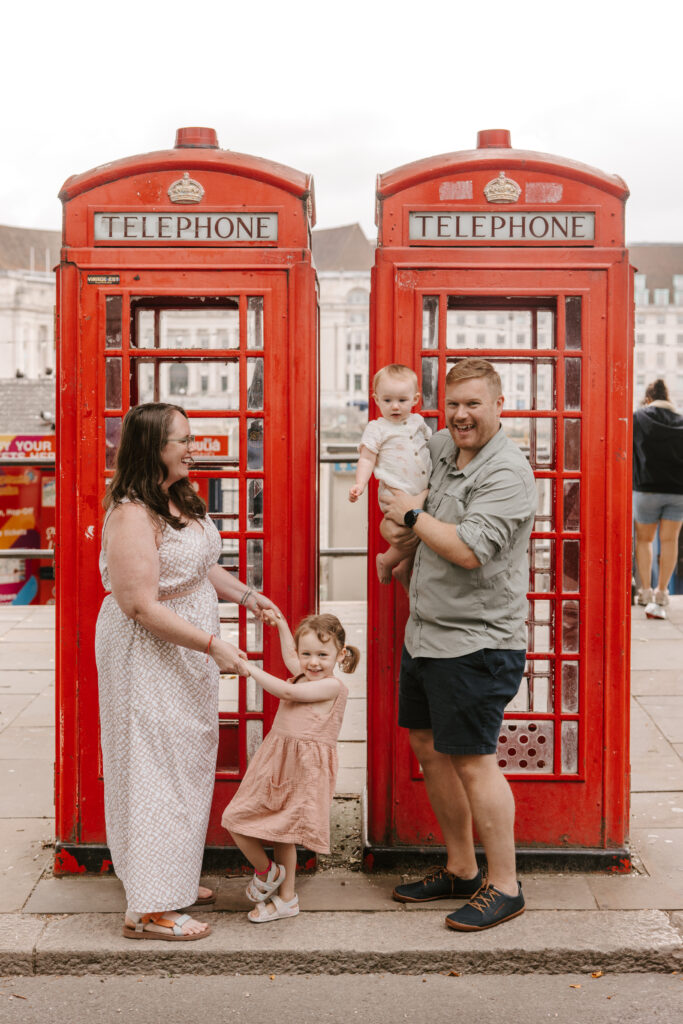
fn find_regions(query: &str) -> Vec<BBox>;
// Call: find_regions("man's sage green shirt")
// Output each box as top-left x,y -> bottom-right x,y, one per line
405,426 -> 537,659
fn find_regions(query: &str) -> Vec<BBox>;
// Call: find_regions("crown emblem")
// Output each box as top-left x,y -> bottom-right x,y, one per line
483,172 -> 521,204
167,172 -> 205,204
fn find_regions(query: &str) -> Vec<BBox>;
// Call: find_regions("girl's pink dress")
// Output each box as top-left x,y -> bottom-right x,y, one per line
221,681 -> 348,853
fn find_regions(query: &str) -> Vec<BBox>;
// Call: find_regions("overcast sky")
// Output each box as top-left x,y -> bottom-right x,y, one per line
2,1 -> 680,244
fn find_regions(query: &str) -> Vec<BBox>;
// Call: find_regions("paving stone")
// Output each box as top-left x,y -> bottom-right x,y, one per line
0,726 -> 54,760
0,643 -> 54,671
588,874 -> 683,911
0,670 -> 54,694
1,628 -> 54,643
0,695 -> 33,731
639,696 -> 683,744
631,828 -> 683,885
0,828 -> 53,914
33,910 -> 683,975
0,914 -> 47,974
630,670 -> 683,696
631,792 -> 683,827
0,759 -> 53,817
631,639 -> 683,672
24,877 -> 127,914
11,693 -> 54,728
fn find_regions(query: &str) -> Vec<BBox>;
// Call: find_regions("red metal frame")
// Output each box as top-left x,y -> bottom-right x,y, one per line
55,135 -> 318,865
367,134 -> 632,856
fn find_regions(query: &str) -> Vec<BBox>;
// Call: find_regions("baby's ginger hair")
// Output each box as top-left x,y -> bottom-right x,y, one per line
372,363 -> 418,396
294,614 -> 360,674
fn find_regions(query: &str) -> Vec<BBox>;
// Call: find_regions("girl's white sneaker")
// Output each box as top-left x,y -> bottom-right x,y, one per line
645,601 -> 667,620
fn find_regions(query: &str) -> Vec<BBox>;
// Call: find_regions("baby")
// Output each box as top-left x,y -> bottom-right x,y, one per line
349,364 -> 431,584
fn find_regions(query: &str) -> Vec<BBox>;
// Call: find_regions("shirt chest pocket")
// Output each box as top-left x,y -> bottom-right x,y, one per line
429,487 -> 466,523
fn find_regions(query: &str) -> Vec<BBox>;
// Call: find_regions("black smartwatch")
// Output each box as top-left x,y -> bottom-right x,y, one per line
403,508 -> 423,528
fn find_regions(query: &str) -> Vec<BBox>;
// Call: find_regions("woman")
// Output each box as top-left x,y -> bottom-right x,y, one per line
95,403 -> 280,940
633,379 -> 683,619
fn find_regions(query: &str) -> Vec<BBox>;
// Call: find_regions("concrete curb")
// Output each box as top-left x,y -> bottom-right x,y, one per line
2,910 -> 682,977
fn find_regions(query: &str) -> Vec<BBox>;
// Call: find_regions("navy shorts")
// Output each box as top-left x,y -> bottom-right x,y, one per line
398,646 -> 526,755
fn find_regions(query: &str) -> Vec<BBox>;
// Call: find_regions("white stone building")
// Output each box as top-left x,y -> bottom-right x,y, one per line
629,244 -> 683,409
0,225 -> 60,380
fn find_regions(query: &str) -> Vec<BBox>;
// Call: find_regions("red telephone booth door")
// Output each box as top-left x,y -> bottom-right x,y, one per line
369,263 -> 629,852
70,266 -> 313,848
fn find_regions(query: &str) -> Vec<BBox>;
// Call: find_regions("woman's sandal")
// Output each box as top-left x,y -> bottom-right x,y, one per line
248,894 -> 299,923
122,911 -> 212,941
245,861 -> 286,903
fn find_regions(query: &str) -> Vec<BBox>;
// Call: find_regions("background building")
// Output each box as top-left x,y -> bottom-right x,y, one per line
629,244 -> 683,407
0,225 -> 60,380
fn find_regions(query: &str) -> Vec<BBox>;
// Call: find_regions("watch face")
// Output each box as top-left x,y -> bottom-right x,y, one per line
404,509 -> 419,527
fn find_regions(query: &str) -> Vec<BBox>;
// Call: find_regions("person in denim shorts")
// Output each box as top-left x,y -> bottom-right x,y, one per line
633,378 -> 683,619
381,358 -> 536,931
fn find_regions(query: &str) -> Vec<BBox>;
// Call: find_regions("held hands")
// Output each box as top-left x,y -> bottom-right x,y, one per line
245,591 -> 282,626
211,638 -> 249,675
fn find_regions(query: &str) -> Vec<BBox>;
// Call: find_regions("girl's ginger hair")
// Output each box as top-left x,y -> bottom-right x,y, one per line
294,614 -> 360,673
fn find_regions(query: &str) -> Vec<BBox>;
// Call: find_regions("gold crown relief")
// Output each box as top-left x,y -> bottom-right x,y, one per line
483,172 -> 522,204
167,172 -> 205,204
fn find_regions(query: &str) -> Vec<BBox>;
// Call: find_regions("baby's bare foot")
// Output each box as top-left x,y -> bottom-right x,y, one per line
376,553 -> 393,584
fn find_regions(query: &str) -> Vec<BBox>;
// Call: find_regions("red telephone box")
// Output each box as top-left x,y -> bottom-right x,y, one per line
55,128 -> 318,871
366,130 -> 632,868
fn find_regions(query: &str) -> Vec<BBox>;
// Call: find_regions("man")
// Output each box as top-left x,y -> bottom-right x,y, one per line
382,357 -> 537,931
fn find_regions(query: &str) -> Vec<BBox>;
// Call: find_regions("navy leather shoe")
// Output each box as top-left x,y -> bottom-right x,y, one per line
446,882 -> 525,930
393,866 -> 483,903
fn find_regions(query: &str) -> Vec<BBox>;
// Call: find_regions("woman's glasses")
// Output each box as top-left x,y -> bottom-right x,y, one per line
166,435 -> 196,446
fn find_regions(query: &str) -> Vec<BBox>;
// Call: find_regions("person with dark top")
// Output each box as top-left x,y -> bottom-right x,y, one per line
633,379 -> 683,619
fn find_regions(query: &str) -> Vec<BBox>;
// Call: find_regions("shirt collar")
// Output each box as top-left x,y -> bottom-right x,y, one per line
440,424 -> 506,477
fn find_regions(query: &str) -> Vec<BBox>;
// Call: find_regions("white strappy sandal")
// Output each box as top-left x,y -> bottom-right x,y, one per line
248,894 -> 299,923
245,861 -> 286,902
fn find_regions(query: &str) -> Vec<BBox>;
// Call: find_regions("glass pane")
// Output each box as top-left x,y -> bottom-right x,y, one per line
563,539 -> 580,592
218,539 -> 239,576
247,539 -> 263,589
561,662 -> 579,713
247,296 -> 264,349
565,297 -> 582,350
504,417 -> 555,469
528,600 -> 553,653
189,417 -> 239,465
421,357 -> 438,410
507,672 -> 529,712
561,720 -> 579,773
134,359 -> 239,408
105,295 -> 122,348
247,358 -> 264,409
422,296 -> 439,349
563,480 -> 580,530
468,360 -> 555,412
537,311 -> 555,350
246,663 -> 263,712
208,478 -> 239,531
248,479 -> 264,530
565,358 -> 582,410
105,418 -> 122,469
247,617 -> 263,653
217,719 -> 239,772
530,659 -> 553,713
218,606 -> 239,647
562,600 -> 580,652
529,538 -> 554,593
246,719 -> 263,762
534,478 -> 554,530
134,309 -> 155,348
247,419 -> 264,469
218,673 -> 239,713
564,418 -> 581,470
105,358 -> 122,410
154,306 -> 239,349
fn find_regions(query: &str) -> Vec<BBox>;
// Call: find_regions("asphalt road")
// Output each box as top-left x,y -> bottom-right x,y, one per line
1,973 -> 681,1024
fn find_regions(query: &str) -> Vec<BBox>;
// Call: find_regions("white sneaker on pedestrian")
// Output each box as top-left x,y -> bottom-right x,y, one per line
654,589 -> 670,607
636,588 -> 653,606
645,601 -> 667,620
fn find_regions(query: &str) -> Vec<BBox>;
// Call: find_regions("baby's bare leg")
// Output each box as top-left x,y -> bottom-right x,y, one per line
376,544 -> 406,584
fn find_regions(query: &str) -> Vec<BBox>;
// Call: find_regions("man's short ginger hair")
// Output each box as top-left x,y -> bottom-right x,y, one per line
446,358 -> 502,396
372,363 -> 419,395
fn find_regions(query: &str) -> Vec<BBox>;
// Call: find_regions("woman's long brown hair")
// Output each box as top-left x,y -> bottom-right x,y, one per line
103,403 -> 206,530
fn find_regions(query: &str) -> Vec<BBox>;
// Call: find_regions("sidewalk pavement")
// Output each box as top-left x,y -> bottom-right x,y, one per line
1,600 -> 682,975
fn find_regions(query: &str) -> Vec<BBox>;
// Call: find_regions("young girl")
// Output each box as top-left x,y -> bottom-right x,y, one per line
349,363 -> 431,585
221,613 -> 359,923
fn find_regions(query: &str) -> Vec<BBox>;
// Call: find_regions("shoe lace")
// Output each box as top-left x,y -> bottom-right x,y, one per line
468,885 -> 497,912
422,865 -> 447,886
